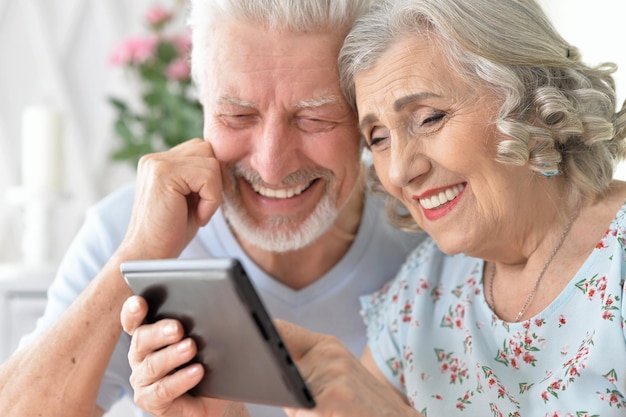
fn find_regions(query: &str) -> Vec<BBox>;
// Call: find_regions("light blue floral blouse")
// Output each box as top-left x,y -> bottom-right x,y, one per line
361,202 -> 626,416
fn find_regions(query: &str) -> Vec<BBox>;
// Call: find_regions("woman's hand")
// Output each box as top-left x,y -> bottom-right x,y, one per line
275,320 -> 420,417
121,295 -> 249,417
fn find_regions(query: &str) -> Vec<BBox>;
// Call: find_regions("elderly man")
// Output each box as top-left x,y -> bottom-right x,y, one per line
0,1 -> 422,416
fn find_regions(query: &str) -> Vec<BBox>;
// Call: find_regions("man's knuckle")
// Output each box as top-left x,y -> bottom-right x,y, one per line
143,354 -> 159,379
153,379 -> 173,401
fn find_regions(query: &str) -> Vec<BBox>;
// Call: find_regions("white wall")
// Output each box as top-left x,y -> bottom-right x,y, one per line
0,1 -> 624,262
0,0 -> 182,264
538,0 -> 626,105
539,0 -> 626,179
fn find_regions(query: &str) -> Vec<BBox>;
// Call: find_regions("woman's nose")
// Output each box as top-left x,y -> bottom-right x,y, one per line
387,134 -> 430,188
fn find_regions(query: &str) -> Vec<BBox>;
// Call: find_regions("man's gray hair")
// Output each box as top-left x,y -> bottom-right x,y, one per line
188,0 -> 374,98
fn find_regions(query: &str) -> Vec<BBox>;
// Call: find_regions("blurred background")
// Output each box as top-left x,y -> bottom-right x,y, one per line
0,0 -> 624,416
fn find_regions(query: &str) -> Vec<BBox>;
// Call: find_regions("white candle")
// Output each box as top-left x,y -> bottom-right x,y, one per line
21,105 -> 63,192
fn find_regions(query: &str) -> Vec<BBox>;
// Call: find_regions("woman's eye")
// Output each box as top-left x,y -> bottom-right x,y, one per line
423,113 -> 445,125
368,126 -> 390,147
409,111 -> 446,135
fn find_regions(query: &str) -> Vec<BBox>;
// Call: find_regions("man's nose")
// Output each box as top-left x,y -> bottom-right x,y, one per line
249,119 -> 302,184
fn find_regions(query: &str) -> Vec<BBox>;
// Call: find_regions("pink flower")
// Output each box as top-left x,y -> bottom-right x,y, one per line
109,36 -> 158,66
166,57 -> 190,80
145,6 -> 173,28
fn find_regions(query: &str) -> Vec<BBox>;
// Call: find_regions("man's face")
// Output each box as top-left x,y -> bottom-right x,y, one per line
201,20 -> 362,252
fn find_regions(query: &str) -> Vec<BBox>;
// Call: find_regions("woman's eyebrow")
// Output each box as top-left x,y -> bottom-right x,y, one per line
359,92 -> 441,131
359,114 -> 378,132
393,92 -> 440,112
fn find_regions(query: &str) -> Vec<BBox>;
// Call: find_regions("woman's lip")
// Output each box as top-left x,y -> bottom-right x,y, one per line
412,182 -> 466,201
413,183 -> 466,221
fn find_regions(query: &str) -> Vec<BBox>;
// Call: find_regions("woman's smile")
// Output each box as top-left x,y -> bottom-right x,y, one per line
416,183 -> 465,210
413,183 -> 466,221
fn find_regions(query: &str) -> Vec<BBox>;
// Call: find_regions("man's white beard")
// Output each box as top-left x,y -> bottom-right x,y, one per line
222,192 -> 339,253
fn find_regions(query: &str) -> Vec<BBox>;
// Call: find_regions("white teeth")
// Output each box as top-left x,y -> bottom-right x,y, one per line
251,182 -> 310,199
419,184 -> 464,209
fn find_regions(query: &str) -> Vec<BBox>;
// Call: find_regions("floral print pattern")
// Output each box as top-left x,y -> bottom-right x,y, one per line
361,203 -> 626,416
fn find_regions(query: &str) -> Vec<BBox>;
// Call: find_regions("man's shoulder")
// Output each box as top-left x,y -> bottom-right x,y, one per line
82,182 -> 136,237
91,182 -> 136,214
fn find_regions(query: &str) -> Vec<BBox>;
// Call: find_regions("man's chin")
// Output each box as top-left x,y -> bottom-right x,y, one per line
222,202 -> 338,253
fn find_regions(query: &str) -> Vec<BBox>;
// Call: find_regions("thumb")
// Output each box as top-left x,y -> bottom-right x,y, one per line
120,295 -> 149,335
274,319 -> 323,361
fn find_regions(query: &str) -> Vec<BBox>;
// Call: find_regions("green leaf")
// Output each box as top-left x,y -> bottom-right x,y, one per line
156,41 -> 179,63
108,97 -> 128,111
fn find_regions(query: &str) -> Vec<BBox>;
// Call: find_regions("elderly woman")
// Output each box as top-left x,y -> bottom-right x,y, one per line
278,0 -> 626,416
119,0 -> 626,416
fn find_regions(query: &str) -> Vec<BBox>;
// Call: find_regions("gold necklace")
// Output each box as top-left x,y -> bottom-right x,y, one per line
488,202 -> 582,322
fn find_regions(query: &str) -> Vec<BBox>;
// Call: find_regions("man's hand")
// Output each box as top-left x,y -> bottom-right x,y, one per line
121,295 -> 249,417
118,139 -> 223,261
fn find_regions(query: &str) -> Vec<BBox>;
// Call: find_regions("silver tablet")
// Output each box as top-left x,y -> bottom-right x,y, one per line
120,258 -> 315,409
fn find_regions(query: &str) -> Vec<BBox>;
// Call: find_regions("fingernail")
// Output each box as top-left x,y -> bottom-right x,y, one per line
128,297 -> 140,313
187,363 -> 202,375
163,322 -> 178,336
177,338 -> 192,352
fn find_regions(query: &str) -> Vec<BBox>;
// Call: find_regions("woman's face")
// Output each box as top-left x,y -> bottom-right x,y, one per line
355,33 -> 536,256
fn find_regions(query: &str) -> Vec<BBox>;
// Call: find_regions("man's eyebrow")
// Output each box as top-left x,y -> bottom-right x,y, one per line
218,95 -> 257,109
295,95 -> 342,109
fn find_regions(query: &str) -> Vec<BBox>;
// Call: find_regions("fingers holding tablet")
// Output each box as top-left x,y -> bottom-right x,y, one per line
122,295 -> 208,416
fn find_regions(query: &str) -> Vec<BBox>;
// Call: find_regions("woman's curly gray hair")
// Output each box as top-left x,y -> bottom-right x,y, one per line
339,0 -> 626,232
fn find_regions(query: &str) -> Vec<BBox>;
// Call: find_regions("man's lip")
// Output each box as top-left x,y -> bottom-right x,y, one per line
250,180 -> 314,199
